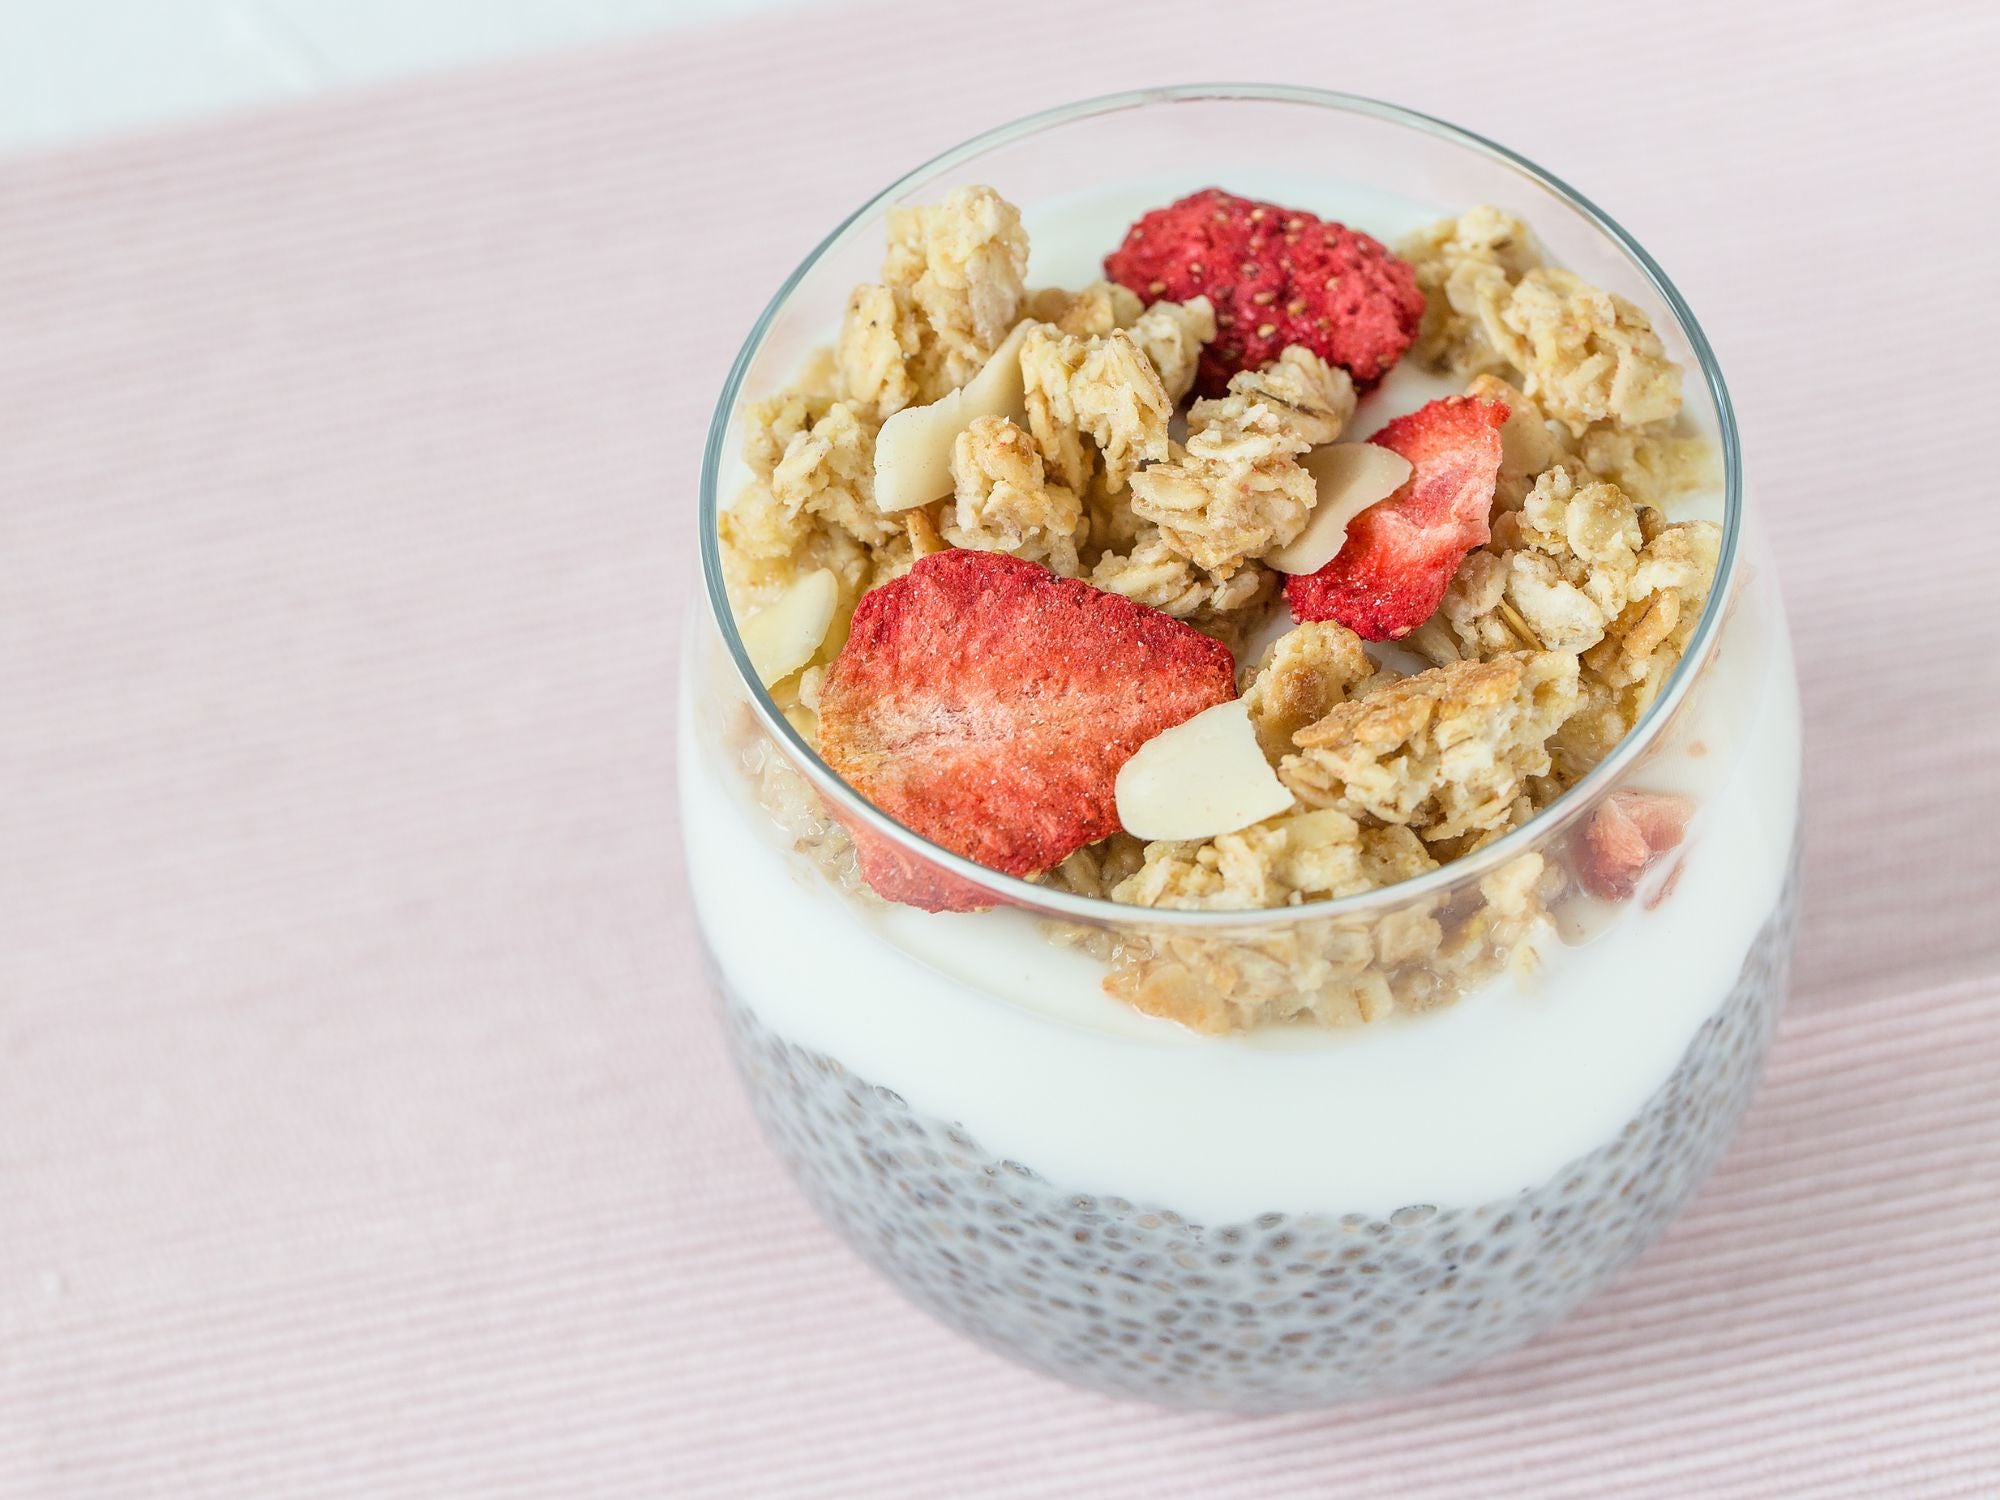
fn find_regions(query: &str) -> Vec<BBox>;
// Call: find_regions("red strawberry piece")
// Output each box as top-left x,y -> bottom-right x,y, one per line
1284,395 -> 1508,641
837,812 -> 1003,914
1103,188 -> 1423,398
817,551 -> 1237,908
1574,790 -> 1694,901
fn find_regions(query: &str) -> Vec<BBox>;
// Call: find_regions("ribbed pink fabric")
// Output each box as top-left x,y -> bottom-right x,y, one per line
2,3 -> 1996,1495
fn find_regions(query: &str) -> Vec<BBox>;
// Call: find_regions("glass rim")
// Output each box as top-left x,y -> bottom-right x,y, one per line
696,82 -> 1743,929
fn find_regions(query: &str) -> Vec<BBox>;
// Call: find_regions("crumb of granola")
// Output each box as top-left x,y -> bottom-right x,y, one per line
742,390 -> 839,480
836,186 -> 1029,418
1088,527 -> 1273,622
835,282 -> 925,419
1406,211 -> 1690,453
728,707 -> 868,896
1239,621 -> 1375,762
1548,516 -> 1719,782
1496,268 -> 1681,435
1037,833 -> 1147,900
1123,346 -> 1349,576
1465,369 -> 1711,514
885,185 -> 1030,390
1414,465 -> 1719,703
1126,437 -> 1316,576
1020,325 -> 1173,494
1026,280 -> 1145,337
1281,651 -> 1580,843
944,415 -> 1086,576
1186,345 -> 1357,452
1085,803 -> 1559,1034
1125,296 -> 1216,403
904,504 -> 948,558
1112,809 -> 1367,910
719,480 -> 872,613
1570,420 -> 1713,508
769,401 -> 903,548
1402,206 -> 1542,378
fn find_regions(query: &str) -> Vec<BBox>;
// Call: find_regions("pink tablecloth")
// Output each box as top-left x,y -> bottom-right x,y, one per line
3,2 -> 1996,1494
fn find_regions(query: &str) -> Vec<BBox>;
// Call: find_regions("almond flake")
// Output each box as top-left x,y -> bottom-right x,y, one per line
873,321 -> 1030,512
739,567 -> 838,686
1115,700 -> 1294,841
1264,443 -> 1414,575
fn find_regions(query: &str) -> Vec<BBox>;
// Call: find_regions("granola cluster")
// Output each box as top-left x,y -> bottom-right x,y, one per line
1073,850 -> 1561,1032
1402,211 -> 1709,507
945,415 -> 1084,576
718,184 -> 1726,1033
1128,348 -> 1356,574
1407,463 -> 1720,783
837,185 -> 1031,416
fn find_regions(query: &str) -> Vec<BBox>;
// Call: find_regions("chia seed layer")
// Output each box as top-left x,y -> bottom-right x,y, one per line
719,851 -> 1799,1411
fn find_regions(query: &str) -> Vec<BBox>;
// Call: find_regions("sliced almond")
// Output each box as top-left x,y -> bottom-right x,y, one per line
1115,700 -> 1293,841
739,568 -> 838,687
1265,443 -> 1414,575
873,321 -> 1031,512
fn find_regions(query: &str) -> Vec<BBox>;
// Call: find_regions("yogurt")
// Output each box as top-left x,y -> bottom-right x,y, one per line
685,179 -> 1799,1225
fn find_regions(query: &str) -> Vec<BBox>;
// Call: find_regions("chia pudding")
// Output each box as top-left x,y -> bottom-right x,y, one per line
683,89 -> 1799,1408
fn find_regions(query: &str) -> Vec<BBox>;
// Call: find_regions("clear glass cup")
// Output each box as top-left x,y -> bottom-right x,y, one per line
682,85 -> 1801,1411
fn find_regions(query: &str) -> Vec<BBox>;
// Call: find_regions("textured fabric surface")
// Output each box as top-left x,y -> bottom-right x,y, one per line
2,2 -> 1996,1495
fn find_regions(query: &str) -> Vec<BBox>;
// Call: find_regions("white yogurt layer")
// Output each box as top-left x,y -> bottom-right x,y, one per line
687,181 -> 1799,1223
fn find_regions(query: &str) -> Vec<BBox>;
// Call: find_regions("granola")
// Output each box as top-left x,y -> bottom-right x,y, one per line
1126,347 -> 1352,574
1405,212 -> 1709,507
1088,527 -> 1273,623
944,415 -> 1085,576
1280,652 -> 1580,844
716,183 -> 1728,1033
1126,296 -> 1217,402
1239,620 -> 1378,762
1020,325 -> 1173,494
837,186 -> 1030,416
1403,205 -> 1540,379
1026,279 -> 1145,337
1091,848 -> 1558,1034
768,401 -> 902,548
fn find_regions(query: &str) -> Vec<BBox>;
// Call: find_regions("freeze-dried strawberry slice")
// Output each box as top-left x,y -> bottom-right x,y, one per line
837,814 -> 1000,914
1574,790 -> 1694,901
1285,396 -> 1507,641
1104,188 -> 1423,397
818,550 -> 1237,908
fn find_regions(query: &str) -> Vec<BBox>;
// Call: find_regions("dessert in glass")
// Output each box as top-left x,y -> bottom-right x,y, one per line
681,86 -> 1800,1412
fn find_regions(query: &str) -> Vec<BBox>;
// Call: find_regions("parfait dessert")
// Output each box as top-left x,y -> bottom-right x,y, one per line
683,89 -> 1799,1410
